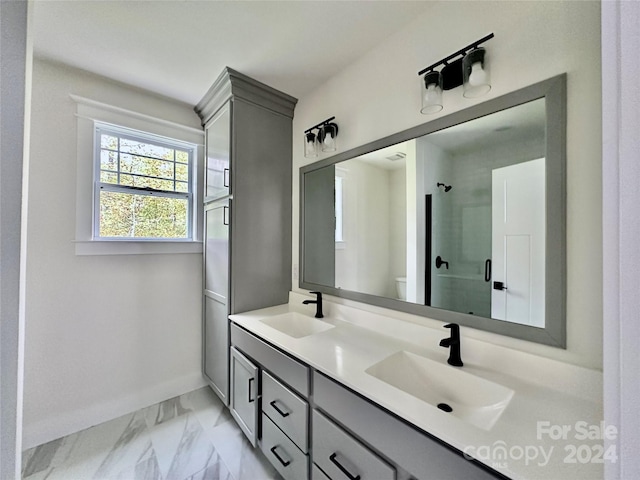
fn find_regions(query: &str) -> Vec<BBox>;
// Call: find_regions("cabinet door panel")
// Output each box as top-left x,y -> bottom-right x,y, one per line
204,200 -> 229,299
205,102 -> 231,200
203,295 -> 228,404
230,347 -> 259,446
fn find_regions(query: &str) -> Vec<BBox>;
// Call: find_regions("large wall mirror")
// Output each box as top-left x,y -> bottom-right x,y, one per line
300,75 -> 566,347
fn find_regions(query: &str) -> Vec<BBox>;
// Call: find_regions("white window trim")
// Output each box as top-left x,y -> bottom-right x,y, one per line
72,94 -> 204,255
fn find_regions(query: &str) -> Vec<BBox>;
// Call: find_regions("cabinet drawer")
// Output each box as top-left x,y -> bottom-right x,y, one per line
261,413 -> 309,480
230,323 -> 309,396
262,370 -> 309,452
312,410 -> 395,480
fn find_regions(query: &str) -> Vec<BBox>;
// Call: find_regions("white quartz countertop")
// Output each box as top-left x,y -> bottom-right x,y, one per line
230,296 -> 604,480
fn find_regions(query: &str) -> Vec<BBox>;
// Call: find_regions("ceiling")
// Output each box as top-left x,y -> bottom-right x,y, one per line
32,0 -> 433,106
352,97 -> 545,169
358,142 -> 408,171
425,97 -> 546,154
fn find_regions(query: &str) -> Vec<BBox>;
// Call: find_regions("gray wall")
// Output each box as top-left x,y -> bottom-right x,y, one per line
1,0 -> 29,477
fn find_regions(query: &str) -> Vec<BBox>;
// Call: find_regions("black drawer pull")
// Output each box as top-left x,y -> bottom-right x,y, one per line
223,167 -> 230,188
270,445 -> 291,467
330,453 -> 360,480
223,205 -> 229,226
248,377 -> 255,403
269,400 -> 290,418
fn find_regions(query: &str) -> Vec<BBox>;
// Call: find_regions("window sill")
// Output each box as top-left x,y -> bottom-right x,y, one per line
74,240 -> 203,256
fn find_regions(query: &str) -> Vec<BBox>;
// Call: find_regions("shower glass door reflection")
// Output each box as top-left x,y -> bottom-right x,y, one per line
429,183 -> 492,317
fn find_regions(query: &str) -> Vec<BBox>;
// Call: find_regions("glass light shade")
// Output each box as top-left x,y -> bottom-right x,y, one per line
319,123 -> 337,153
463,48 -> 491,98
421,71 -> 443,114
304,132 -> 317,158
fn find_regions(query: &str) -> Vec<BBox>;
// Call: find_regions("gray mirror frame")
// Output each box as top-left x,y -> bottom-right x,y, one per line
300,74 -> 566,347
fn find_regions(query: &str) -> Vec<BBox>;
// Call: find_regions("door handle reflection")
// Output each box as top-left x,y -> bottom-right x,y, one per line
484,259 -> 492,282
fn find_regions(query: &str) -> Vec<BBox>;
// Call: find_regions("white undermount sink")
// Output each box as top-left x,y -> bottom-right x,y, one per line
365,351 -> 514,431
260,312 -> 334,339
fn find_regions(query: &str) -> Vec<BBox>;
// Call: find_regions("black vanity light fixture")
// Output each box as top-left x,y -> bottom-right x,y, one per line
304,117 -> 339,158
418,33 -> 494,114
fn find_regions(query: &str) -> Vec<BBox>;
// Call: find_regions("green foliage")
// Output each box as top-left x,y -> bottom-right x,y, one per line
99,192 -> 187,238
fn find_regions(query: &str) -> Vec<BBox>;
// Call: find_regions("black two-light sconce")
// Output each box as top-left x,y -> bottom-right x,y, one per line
419,33 -> 494,114
304,117 -> 339,158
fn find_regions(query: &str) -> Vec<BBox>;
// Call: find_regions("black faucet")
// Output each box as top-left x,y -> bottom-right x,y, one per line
439,323 -> 463,367
302,291 -> 323,318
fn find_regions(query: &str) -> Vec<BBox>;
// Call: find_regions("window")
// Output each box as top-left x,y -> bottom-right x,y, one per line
94,124 -> 195,240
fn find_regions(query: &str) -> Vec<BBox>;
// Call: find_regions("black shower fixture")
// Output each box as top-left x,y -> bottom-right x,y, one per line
437,183 -> 452,192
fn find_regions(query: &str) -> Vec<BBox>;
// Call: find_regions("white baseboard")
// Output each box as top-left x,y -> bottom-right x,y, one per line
22,373 -> 207,450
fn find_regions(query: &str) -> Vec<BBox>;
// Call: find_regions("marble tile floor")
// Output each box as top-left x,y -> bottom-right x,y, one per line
22,387 -> 281,480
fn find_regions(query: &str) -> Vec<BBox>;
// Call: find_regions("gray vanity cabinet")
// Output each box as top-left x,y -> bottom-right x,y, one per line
230,323 -> 503,480
196,67 -> 297,406
230,323 -> 311,479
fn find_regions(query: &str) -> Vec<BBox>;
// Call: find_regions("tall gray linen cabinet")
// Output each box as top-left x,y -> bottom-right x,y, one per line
195,68 -> 297,404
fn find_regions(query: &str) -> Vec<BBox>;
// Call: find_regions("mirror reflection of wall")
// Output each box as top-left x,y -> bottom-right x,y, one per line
303,165 -> 335,286
334,146 -> 407,299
